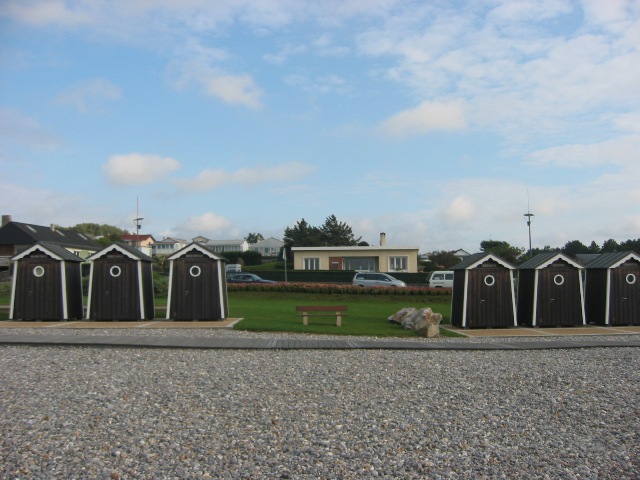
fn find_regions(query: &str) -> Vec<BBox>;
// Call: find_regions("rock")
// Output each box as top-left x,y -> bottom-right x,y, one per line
387,308 -> 417,324
389,307 -> 442,337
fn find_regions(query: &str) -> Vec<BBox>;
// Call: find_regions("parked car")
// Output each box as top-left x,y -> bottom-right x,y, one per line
352,272 -> 406,287
428,271 -> 454,288
227,273 -> 276,284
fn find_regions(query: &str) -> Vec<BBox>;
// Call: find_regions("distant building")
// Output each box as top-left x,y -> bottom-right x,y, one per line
122,234 -> 155,257
204,239 -> 249,253
250,237 -> 284,257
152,237 -> 189,257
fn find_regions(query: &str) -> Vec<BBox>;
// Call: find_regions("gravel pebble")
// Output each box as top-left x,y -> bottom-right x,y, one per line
1,329 -> 638,479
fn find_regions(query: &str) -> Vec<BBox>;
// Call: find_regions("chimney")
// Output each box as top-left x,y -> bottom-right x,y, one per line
1,215 -> 12,226
51,224 -> 56,232
380,232 -> 386,246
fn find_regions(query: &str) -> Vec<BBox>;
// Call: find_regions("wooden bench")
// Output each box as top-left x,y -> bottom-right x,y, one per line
295,305 -> 348,327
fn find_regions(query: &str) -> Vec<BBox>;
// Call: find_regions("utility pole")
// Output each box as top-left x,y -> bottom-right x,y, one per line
524,191 -> 534,258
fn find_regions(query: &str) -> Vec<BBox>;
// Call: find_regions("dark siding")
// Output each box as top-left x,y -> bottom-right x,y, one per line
63,261 -> 84,320
516,271 -> 536,326
535,264 -> 583,327
169,253 -> 227,320
90,254 -> 143,320
465,267 -> 514,328
585,270 -> 607,324
141,262 -> 155,320
450,270 -> 466,327
609,260 -> 639,325
12,255 -> 62,320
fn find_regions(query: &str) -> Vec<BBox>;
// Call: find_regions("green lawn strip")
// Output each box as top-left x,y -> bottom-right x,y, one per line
227,291 -> 455,337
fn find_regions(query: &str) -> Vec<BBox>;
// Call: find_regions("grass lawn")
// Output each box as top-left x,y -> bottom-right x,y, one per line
0,291 -> 458,337
227,291 -> 455,337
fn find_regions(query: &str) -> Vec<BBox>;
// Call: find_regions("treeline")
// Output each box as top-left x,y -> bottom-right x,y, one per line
427,238 -> 640,269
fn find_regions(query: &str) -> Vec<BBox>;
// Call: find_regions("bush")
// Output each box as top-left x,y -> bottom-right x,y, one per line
226,282 -> 450,296
0,280 -> 11,297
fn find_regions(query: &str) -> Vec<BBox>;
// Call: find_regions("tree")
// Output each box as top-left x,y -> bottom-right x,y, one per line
587,241 -> 601,253
480,240 -> 524,264
620,238 -> 640,252
66,223 -> 126,246
601,238 -> 619,253
424,250 -> 461,270
319,215 -> 362,246
561,240 -> 590,257
245,233 -> 264,244
283,218 -> 322,248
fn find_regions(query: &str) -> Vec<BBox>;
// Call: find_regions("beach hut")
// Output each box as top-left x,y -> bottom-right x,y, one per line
517,252 -> 585,327
451,252 -> 517,328
9,242 -> 84,321
87,243 -> 154,321
585,251 -> 640,325
166,243 -> 228,320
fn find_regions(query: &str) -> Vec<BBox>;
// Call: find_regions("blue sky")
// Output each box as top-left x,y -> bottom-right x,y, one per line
1,0 -> 639,254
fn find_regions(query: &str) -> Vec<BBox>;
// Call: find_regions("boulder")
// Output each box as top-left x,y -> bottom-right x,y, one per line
389,307 -> 442,337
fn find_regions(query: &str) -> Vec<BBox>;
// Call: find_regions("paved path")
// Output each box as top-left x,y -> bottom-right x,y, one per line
0,332 -> 639,351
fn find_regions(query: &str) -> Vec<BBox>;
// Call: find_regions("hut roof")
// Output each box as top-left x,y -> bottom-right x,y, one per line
88,242 -> 154,262
451,252 -> 515,270
518,251 -> 583,270
585,251 -> 640,269
12,241 -> 85,262
167,242 -> 227,261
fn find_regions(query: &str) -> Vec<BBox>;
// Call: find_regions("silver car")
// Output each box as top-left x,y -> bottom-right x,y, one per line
352,272 -> 406,287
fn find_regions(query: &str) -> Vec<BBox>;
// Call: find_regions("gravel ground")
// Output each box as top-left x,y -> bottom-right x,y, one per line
0,330 -> 638,479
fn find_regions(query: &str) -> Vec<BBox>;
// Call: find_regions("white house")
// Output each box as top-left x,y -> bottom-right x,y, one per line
250,237 -> 284,257
152,237 -> 189,257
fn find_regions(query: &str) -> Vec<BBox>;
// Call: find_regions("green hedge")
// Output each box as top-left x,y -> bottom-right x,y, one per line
227,282 -> 450,295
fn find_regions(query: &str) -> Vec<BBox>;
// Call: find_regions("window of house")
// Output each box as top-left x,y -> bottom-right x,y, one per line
389,256 -> 408,271
344,257 -> 376,271
304,257 -> 320,270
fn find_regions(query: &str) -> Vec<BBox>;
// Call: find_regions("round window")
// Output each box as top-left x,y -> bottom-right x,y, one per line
33,266 -> 45,278
553,274 -> 565,286
484,275 -> 495,286
110,266 -> 122,278
626,273 -> 637,285
189,266 -> 202,277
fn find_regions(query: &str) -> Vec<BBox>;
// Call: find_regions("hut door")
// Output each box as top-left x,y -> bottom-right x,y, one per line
609,263 -> 639,325
17,259 -> 61,320
537,266 -> 579,326
472,269 -> 510,328
173,258 -> 216,320
97,259 -> 137,320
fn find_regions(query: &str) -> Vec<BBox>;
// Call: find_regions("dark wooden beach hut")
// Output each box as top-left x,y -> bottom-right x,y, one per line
451,252 -> 517,328
166,243 -> 228,320
585,251 -> 640,325
517,252 -> 585,327
9,242 -> 84,321
87,243 -> 154,321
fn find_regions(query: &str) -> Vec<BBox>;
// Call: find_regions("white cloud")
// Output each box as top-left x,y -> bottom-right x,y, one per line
528,136 -> 640,168
103,153 -> 181,185
0,108 -> 60,151
175,162 -> 316,192
53,78 -> 121,112
444,196 -> 476,222
201,73 -> 263,109
377,100 -> 466,138
178,212 -> 232,235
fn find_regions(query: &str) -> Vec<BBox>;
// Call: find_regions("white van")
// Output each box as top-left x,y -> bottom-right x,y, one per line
225,264 -> 242,274
428,271 -> 454,288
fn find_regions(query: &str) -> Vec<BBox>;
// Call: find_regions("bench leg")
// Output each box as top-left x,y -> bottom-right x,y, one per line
302,313 -> 308,326
336,313 -> 342,327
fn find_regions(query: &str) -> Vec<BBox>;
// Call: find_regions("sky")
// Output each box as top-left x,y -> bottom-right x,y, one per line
1,0 -> 639,254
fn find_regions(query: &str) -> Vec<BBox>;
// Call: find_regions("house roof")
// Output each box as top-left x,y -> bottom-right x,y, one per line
206,239 -> 247,246
518,251 -> 583,270
451,252 -> 515,270
585,251 -> 640,269
12,241 -> 85,262
252,237 -> 284,247
154,237 -> 188,245
88,242 -> 154,262
0,221 -> 100,251
122,234 -> 155,242
292,245 -> 419,252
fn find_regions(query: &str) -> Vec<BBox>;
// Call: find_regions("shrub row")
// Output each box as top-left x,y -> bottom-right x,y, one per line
227,282 -> 451,295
